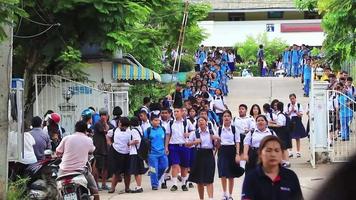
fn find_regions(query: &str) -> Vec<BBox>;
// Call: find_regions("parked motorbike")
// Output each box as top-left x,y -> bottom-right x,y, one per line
27,150 -> 60,200
56,155 -> 94,200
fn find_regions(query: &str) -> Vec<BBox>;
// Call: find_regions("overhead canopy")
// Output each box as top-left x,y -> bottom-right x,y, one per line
112,63 -> 161,82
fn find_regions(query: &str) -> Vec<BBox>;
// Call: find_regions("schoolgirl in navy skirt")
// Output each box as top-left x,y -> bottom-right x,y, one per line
187,116 -> 219,200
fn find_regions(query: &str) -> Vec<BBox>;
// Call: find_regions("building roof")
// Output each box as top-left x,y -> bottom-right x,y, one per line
191,0 -> 296,11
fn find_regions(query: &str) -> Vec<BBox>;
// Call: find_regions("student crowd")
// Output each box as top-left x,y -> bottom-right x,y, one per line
16,45 -> 356,200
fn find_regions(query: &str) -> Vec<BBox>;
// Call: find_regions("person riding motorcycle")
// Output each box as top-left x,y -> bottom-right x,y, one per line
56,120 -> 100,200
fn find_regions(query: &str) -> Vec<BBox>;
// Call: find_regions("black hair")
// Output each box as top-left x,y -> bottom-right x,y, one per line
256,114 -> 268,122
139,110 -> 148,116
75,120 -> 88,133
88,107 -> 95,112
31,116 -> 42,128
249,104 -> 262,116
130,116 -> 140,127
44,110 -> 54,118
239,104 -> 248,110
289,93 -> 297,98
143,97 -> 151,105
263,103 -> 271,112
119,117 -> 130,129
222,110 -> 232,117
347,77 -> 353,82
277,102 -> 284,112
113,106 -> 123,117
150,114 -> 160,121
259,44 -> 263,49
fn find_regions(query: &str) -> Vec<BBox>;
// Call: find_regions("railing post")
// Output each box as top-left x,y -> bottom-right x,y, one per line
310,80 -> 329,167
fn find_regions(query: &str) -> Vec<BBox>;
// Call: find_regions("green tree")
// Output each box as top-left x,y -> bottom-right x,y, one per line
295,0 -> 356,67
8,0 -> 210,118
0,0 -> 27,41
235,33 -> 288,65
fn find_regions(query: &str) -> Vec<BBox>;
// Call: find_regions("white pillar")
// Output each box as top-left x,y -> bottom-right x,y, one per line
309,80 -> 329,167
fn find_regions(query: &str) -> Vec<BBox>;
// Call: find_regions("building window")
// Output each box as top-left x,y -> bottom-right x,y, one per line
266,24 -> 275,32
267,11 -> 284,19
304,11 -> 321,19
228,13 -> 245,21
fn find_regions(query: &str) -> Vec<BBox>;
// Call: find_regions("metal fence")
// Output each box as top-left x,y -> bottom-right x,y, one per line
34,74 -> 129,134
327,90 -> 356,162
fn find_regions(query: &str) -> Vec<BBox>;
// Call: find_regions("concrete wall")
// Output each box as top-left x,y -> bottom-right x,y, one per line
199,19 -> 324,47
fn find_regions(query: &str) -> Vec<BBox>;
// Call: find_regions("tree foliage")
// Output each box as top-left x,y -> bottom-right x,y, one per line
295,0 -> 356,67
0,0 -> 27,41
235,33 -> 288,65
4,0 -> 210,118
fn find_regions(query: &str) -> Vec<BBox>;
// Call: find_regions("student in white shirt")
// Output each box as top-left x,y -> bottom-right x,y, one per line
186,116 -> 220,200
106,117 -> 132,193
160,107 -> 172,131
242,115 -> 276,173
269,102 -> 292,168
217,110 -> 243,200
128,117 -> 147,193
233,104 -> 256,153
139,110 -> 151,133
211,89 -> 228,125
263,103 -> 277,126
286,94 -> 307,158
165,107 -> 195,192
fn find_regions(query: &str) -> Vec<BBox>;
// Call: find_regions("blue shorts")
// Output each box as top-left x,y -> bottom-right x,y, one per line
168,144 -> 190,168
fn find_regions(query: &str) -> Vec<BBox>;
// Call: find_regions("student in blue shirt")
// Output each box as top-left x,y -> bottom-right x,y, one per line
303,59 -> 312,97
282,47 -> 291,76
291,45 -> 300,78
182,81 -> 193,100
337,84 -> 354,141
144,114 -> 168,190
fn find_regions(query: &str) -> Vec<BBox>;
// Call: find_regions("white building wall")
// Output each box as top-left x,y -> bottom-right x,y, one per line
198,19 -> 325,47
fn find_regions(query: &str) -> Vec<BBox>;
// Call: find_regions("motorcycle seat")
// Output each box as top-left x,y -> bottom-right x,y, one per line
56,172 -> 83,181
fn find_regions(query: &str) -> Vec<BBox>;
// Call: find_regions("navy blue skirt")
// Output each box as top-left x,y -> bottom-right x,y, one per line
291,116 -> 307,139
218,145 -> 244,178
188,149 -> 215,184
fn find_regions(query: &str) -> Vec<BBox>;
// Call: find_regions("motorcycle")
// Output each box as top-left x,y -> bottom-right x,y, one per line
56,155 -> 94,200
27,150 -> 60,200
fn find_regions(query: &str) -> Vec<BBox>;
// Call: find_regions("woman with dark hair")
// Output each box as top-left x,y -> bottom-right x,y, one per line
107,117 -> 132,193
242,136 -> 303,200
269,102 -> 292,168
187,116 -> 220,200
217,110 -> 243,200
187,108 -> 198,125
263,103 -> 277,127
271,99 -> 280,114
249,104 -> 261,120
242,115 -> 276,173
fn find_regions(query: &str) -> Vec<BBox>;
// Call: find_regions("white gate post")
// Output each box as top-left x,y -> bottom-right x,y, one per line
310,80 -> 329,167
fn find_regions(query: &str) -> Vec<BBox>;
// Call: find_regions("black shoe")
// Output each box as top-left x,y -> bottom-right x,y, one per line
177,175 -> 182,182
131,188 -> 143,193
170,185 -> 178,192
161,182 -> 167,189
188,183 -> 194,188
181,185 -> 188,191
152,187 -> 158,190
125,189 -> 133,193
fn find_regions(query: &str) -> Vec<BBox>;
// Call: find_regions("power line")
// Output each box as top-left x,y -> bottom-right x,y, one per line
13,23 -> 60,39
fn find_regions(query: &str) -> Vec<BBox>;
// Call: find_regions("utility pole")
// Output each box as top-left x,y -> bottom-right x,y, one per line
0,24 -> 13,199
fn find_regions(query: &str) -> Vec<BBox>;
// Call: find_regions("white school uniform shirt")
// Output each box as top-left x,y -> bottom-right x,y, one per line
276,112 -> 286,126
327,93 -> 339,111
107,128 -> 131,154
161,118 -> 173,131
220,125 -> 240,146
194,120 -> 218,135
210,95 -> 226,114
233,116 -> 256,135
189,128 -> 215,149
141,120 -> 151,133
20,132 -> 38,165
244,128 -> 275,148
264,112 -> 277,122
129,127 -> 142,155
166,119 -> 195,144
286,102 -> 304,118
228,53 -> 235,63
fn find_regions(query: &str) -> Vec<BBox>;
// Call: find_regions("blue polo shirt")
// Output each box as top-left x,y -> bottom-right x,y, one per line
303,64 -> 311,80
291,50 -> 300,64
282,51 -> 290,64
242,165 -> 303,200
144,126 -> 166,156
339,95 -> 353,118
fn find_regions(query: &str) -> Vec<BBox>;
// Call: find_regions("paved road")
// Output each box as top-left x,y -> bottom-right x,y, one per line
100,77 -> 340,200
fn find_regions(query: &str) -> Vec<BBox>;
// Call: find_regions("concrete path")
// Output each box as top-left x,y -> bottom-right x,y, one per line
99,77 -> 340,200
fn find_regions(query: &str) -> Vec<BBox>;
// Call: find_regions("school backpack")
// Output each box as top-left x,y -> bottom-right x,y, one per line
131,127 -> 149,161
194,129 -> 214,148
169,119 -> 188,136
195,121 -> 213,131
218,125 -> 237,144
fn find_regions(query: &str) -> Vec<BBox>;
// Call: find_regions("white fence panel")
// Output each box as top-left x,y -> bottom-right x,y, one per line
34,74 -> 129,134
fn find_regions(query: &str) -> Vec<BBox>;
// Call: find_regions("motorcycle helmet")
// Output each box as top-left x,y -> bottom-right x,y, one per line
49,113 -> 61,124
81,108 -> 93,120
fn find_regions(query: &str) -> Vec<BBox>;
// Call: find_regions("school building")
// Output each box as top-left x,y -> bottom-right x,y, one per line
193,0 -> 325,47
